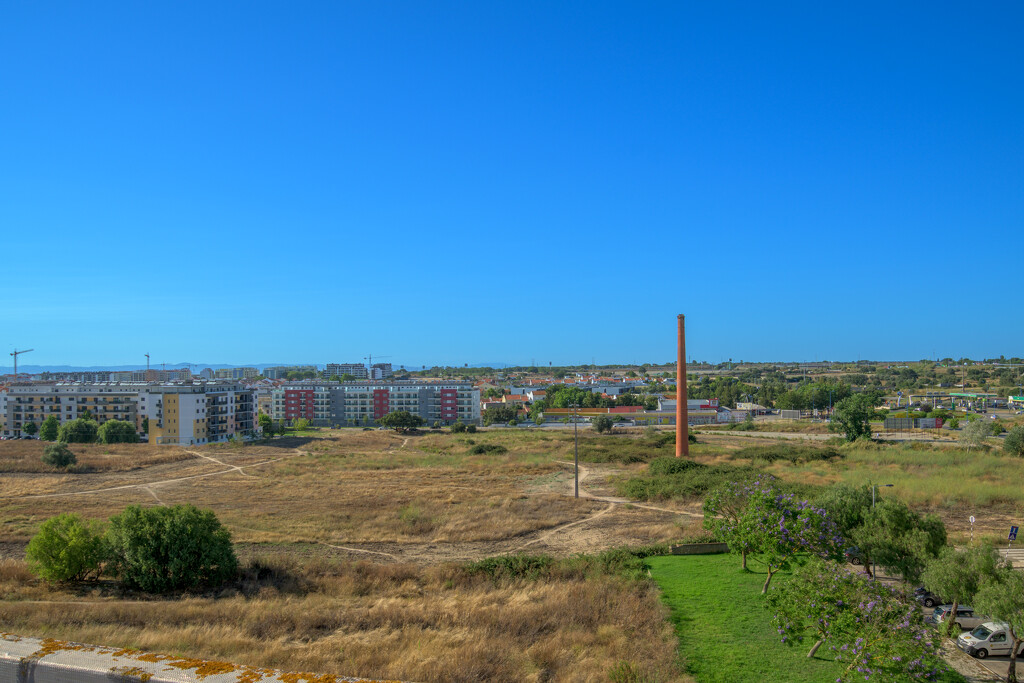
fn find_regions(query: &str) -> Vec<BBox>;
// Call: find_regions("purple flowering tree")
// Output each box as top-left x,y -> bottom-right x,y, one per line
741,485 -> 844,593
770,559 -> 947,681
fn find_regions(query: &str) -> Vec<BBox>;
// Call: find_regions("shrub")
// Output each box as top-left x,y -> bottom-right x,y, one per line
1005,425 -> 1024,457
467,554 -> 553,581
58,418 -> 98,443
947,417 -> 960,430
97,419 -> 139,444
593,415 -> 613,433
466,424 -> 477,433
731,444 -> 842,464
990,421 -> 1005,436
470,444 -> 507,455
648,456 -> 704,476
26,513 -> 105,582
105,504 -> 237,592
41,443 -> 77,469
450,422 -> 467,433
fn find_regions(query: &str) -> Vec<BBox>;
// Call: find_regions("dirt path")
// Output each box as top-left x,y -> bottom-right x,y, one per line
553,460 -> 702,518
3,448 -> 310,501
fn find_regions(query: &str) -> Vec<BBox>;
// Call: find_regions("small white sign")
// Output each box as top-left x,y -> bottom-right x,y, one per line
970,516 -> 976,524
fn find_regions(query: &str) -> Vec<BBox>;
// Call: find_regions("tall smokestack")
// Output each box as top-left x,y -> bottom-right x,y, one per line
676,314 -> 689,457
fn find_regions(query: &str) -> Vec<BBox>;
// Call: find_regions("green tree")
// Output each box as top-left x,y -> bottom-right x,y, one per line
57,418 -> 98,444
105,504 -> 237,592
79,408 -> 94,420
960,418 -> 991,454
378,410 -> 425,433
534,414 -> 545,426
257,413 -> 272,436
26,513 -> 105,582
829,394 -> 877,441
770,559 -> 946,679
1004,425 -> 1024,457
592,415 -> 613,433
817,483 -> 874,571
42,443 -> 77,469
97,419 -> 139,444
921,546 -> 1001,636
23,421 -> 38,436
974,567 -> 1024,681
482,405 -> 518,426
703,477 -> 763,570
292,417 -> 310,431
450,421 -> 468,433
852,499 -> 946,584
974,569 -> 1024,682
141,416 -> 149,434
38,415 -> 59,441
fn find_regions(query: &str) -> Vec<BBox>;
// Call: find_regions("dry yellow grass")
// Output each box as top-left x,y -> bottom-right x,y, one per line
0,440 -> 192,473
0,553 -> 684,682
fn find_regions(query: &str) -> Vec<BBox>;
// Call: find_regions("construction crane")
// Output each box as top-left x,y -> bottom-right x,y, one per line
364,354 -> 393,379
10,348 -> 33,379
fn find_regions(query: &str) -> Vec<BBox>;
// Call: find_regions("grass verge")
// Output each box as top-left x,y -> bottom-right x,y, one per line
647,554 -> 966,683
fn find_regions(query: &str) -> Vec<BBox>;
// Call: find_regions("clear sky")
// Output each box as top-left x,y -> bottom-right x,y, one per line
1,1 -> 1021,369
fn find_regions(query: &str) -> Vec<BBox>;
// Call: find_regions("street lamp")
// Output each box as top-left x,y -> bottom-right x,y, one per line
871,483 -> 894,580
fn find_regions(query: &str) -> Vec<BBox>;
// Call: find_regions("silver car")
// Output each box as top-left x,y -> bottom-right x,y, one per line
929,605 -> 985,633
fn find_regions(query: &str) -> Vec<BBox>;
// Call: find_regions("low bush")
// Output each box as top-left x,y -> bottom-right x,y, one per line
620,463 -> 818,502
470,444 -> 507,455
730,444 -> 843,464
648,456 -> 704,476
41,443 -> 77,469
105,504 -> 237,592
26,513 -> 105,582
467,554 -> 554,581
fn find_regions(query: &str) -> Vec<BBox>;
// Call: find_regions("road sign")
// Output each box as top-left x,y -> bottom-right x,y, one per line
1011,526 -> 1019,542
970,516 -> 975,524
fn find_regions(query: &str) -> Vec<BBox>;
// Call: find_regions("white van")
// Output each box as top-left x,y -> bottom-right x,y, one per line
957,622 -> 1024,659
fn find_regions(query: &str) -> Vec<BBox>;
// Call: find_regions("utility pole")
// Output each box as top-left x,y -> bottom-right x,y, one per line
145,353 -> 150,372
10,348 -> 33,380
571,402 -> 580,498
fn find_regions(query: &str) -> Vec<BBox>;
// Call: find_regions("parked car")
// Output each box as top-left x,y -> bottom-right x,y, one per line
929,605 -> 985,632
958,622 -> 1024,659
916,590 -> 944,608
844,547 -> 866,565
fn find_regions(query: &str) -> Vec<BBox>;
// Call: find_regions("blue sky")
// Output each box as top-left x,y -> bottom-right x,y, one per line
1,2 -> 1021,368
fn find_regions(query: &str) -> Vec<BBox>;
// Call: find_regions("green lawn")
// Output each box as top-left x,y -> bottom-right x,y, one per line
647,554 -> 966,683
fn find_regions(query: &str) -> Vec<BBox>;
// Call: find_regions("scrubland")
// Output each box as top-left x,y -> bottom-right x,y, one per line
1,425 -> 1020,680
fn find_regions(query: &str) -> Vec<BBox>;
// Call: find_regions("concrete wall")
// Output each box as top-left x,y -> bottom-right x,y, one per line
669,542 -> 729,555
0,633 -> 384,683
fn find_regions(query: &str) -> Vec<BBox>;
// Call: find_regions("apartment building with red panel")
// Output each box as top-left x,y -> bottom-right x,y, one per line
283,388 -> 314,422
271,381 -> 480,427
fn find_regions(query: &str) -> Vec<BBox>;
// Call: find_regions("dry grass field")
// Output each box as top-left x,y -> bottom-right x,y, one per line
0,552 -> 681,682
1,426 -> 1019,680
0,429 -> 694,681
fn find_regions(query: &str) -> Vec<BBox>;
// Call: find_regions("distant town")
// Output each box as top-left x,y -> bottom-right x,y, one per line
3,357 -> 1022,445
